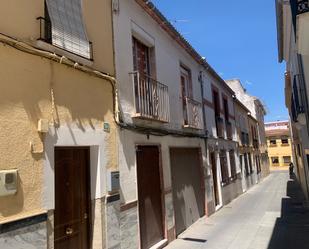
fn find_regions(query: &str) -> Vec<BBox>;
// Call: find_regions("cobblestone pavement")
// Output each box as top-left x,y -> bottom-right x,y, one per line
164,170 -> 309,249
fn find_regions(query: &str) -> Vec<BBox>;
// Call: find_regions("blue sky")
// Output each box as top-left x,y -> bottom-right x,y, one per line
151,0 -> 287,122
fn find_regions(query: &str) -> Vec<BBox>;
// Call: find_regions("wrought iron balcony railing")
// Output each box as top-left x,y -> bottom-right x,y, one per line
183,97 -> 203,130
130,72 -> 170,122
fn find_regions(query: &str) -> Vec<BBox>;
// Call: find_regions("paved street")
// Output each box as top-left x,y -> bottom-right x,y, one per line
165,170 -> 309,249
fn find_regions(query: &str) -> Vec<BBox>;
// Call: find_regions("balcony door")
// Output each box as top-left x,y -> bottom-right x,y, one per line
132,37 -> 154,116
180,66 -> 192,125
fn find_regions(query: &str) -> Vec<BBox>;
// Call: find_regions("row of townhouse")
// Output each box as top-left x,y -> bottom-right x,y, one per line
0,1 -> 269,249
275,0 -> 309,199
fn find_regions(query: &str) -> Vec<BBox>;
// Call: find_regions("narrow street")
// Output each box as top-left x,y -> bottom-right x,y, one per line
165,170 -> 309,249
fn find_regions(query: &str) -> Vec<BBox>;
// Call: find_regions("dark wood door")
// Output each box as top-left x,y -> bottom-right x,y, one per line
136,146 -> 164,249
54,147 -> 90,249
211,152 -> 219,206
170,148 -> 205,236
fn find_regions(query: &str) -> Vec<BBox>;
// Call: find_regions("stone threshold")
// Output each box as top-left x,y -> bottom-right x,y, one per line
149,239 -> 168,249
0,212 -> 47,234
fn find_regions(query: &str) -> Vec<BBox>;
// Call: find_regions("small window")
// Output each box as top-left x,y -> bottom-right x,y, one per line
270,139 -> 277,145
43,0 -> 92,59
281,138 -> 289,145
283,156 -> 291,164
271,157 -> 279,164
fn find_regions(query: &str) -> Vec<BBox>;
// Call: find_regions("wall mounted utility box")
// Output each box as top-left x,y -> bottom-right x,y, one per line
0,169 -> 18,197
37,119 -> 49,133
107,170 -> 120,193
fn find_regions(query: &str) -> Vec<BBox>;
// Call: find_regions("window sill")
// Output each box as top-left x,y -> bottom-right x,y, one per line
33,39 -> 94,67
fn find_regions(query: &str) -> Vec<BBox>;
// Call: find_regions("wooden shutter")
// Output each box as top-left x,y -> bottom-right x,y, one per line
45,0 -> 91,59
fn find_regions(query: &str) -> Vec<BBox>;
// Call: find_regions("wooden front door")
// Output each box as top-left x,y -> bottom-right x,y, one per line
210,152 -> 219,206
136,146 -> 164,249
54,147 -> 91,249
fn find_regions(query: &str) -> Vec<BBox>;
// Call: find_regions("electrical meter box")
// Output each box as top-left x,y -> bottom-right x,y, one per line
107,170 -> 120,193
0,169 -> 18,197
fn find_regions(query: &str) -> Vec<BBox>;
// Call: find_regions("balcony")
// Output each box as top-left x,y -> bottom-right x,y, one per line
216,116 -> 224,138
183,97 -> 203,130
226,121 -> 233,140
131,72 -> 170,122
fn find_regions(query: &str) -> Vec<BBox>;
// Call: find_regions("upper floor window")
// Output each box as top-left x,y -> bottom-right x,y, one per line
133,37 -> 150,76
223,97 -> 229,122
131,37 -> 169,122
270,139 -> 277,146
180,66 -> 202,129
212,90 -> 220,118
281,138 -> 289,145
39,0 -> 92,59
180,66 -> 193,99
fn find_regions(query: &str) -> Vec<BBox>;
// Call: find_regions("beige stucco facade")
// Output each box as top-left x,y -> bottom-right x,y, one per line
0,1 -> 117,248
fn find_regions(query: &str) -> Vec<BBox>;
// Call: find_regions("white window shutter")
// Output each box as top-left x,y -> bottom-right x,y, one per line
45,0 -> 91,59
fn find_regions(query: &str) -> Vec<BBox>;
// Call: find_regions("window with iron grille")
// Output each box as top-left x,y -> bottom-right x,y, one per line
244,153 -> 249,176
229,150 -> 237,179
220,150 -> 229,184
271,157 -> 279,164
248,153 -> 253,173
41,0 -> 92,59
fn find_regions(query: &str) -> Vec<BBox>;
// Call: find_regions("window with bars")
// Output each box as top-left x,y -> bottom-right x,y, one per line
248,153 -> 253,173
41,0 -> 92,59
220,150 -> 229,184
244,153 -> 249,176
229,150 -> 237,179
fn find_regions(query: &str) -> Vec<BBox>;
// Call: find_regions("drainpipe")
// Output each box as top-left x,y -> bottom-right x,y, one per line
199,71 -> 210,215
199,71 -> 208,155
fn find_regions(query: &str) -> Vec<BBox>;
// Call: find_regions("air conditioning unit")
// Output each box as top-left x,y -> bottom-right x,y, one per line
0,169 -> 18,197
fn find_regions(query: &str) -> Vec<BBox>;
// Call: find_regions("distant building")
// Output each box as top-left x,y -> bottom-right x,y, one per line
265,121 -> 293,167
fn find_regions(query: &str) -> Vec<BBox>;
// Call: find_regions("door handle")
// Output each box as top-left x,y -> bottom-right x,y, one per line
66,227 -> 73,235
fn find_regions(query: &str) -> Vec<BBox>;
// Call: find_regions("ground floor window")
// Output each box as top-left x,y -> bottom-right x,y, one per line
248,153 -> 253,173
219,150 -> 229,184
283,156 -> 291,164
271,157 -> 279,164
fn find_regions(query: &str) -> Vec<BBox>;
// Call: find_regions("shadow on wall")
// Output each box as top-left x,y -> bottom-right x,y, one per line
267,174 -> 309,249
0,46 -> 114,218
0,174 -> 24,217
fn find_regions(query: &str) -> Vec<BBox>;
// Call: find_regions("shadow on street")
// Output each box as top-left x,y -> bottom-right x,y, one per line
268,173 -> 309,249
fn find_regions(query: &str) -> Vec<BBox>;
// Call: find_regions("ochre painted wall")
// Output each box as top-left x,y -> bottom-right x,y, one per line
0,0 -> 114,75
267,138 -> 293,167
0,42 -> 116,222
